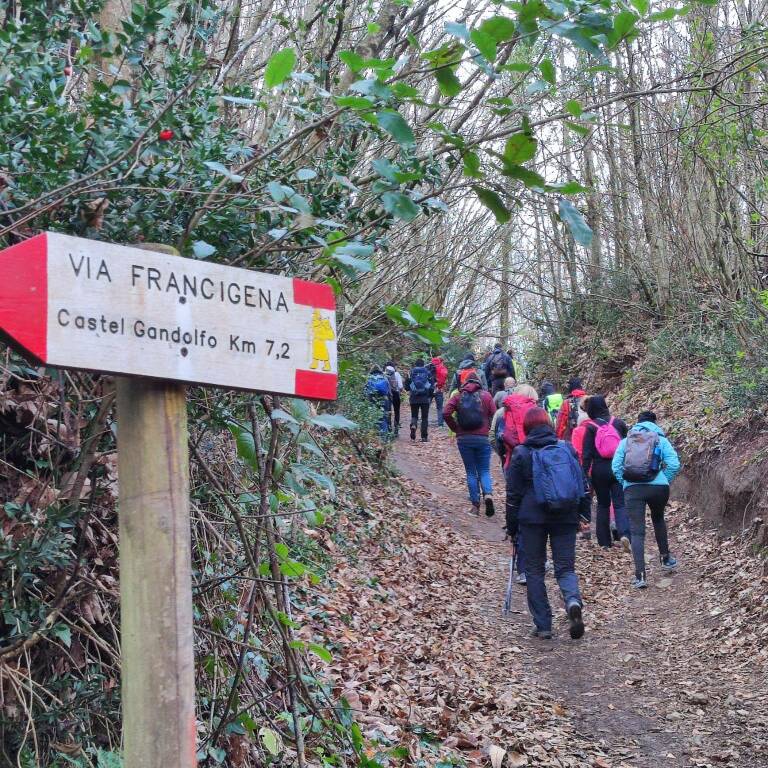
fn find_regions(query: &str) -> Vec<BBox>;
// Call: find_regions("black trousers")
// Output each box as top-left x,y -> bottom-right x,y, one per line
410,402 -> 429,438
625,484 -> 671,578
391,392 -> 401,430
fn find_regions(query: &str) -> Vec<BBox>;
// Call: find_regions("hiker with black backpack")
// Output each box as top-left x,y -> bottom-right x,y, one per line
612,411 -> 681,589
484,343 -> 515,396
384,362 -> 403,436
581,395 -> 630,551
443,374 -> 497,516
404,359 -> 434,442
429,356 -> 449,428
555,377 -> 588,441
449,352 -> 489,392
505,407 -> 589,640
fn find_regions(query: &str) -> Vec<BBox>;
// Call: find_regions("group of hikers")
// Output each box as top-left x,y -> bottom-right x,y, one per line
366,348 -> 682,641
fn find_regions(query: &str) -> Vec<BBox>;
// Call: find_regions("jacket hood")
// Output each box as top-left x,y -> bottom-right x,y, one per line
585,394 -> 610,421
540,381 -> 555,397
503,393 -> 536,410
633,421 -> 666,436
523,424 -> 558,448
460,380 -> 483,393
569,388 -> 587,398
431,356 -> 444,365
458,358 -> 477,370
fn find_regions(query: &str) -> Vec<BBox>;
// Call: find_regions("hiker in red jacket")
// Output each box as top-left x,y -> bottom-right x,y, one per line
500,384 -> 538,468
555,377 -> 588,441
443,375 -> 497,516
430,356 -> 449,427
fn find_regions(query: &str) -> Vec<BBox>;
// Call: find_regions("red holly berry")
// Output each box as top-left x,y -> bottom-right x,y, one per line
63,65 -> 72,76
158,129 -> 174,142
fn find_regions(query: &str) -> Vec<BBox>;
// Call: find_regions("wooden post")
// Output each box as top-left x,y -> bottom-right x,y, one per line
117,377 -> 196,768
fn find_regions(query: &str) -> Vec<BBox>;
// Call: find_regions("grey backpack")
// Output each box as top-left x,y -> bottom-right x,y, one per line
623,429 -> 661,482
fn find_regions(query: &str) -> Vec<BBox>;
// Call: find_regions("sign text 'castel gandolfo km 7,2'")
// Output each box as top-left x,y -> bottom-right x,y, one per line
0,232 -> 338,399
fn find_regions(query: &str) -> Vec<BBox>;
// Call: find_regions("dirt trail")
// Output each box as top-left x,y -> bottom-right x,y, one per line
393,426 -> 768,768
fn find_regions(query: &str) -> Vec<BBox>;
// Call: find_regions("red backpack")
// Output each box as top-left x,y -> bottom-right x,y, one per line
501,395 -> 536,462
459,367 -> 478,386
432,359 -> 448,389
571,419 -> 595,463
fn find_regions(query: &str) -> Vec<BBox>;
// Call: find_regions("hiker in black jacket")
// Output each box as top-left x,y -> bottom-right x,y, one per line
484,343 -> 515,396
581,395 -> 630,550
506,407 -> 588,640
404,359 -> 434,442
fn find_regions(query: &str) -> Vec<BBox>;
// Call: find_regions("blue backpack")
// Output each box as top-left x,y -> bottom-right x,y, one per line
410,367 -> 432,395
531,442 -> 583,513
365,375 -> 389,401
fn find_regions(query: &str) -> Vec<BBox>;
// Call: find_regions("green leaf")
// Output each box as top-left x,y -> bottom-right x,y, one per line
539,58 -> 556,85
434,67 -> 462,97
339,50 -> 366,71
445,22 -> 470,41
264,48 -> 297,88
227,422 -> 258,470
631,0 -> 649,14
294,168 -> 317,181
308,642 -> 333,663
192,240 -> 216,259
259,728 -> 281,756
367,22 -> 381,33
376,110 -> 415,146
479,15 -> 516,42
310,413 -> 357,430
609,10 -> 638,47
470,29 -> 497,61
462,151 -> 483,178
372,158 -> 399,182
334,253 -> 373,272
547,180 -> 589,194
648,7 -> 680,20
558,198 -> 593,246
203,160 -> 244,183
565,99 -> 583,117
270,408 -> 299,424
335,95 -> 375,109
503,164 -> 546,189
280,559 -> 307,578
472,186 -> 511,224
51,623 -> 72,648
503,132 -> 538,164
565,120 -> 591,137
382,191 -> 420,221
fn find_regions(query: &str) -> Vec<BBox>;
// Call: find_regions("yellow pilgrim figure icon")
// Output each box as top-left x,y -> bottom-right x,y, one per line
310,310 -> 335,372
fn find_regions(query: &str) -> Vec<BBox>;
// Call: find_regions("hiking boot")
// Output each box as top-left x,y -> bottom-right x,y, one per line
470,502 -> 480,516
516,572 -> 527,586
410,425 -> 416,441
620,536 -> 631,553
611,522 -> 620,542
631,573 -> 648,589
420,437 -> 428,442
530,627 -> 553,640
661,554 -> 678,571
567,602 -> 585,640
484,497 -> 495,517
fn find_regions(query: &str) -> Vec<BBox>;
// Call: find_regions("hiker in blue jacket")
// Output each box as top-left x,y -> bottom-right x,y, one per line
612,411 -> 681,589
364,366 -> 392,436
505,407 -> 589,640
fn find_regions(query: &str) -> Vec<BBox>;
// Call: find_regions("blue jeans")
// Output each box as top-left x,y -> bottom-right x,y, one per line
434,391 -> 445,426
456,435 -> 492,504
520,522 -> 582,632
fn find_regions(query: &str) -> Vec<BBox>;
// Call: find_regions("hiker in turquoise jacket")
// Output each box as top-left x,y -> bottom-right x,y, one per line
612,412 -> 681,589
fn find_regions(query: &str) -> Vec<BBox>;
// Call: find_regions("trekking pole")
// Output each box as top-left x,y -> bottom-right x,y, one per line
503,544 -> 517,616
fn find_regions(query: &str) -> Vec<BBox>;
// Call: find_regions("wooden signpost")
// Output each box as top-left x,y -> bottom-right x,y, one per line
0,233 -> 339,768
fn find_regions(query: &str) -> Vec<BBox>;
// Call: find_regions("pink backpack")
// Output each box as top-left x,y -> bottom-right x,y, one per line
595,418 -> 621,459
